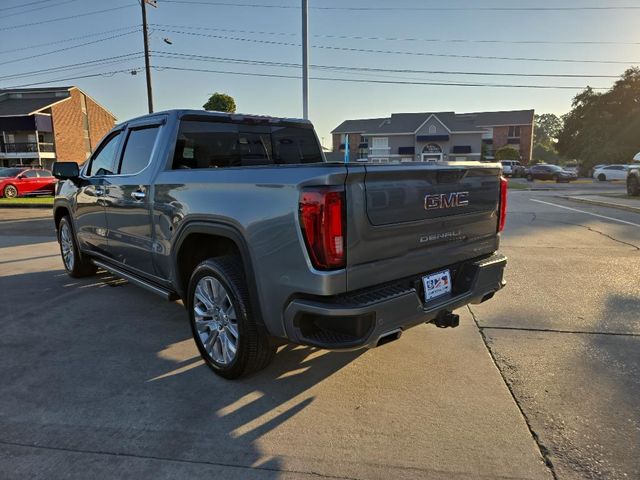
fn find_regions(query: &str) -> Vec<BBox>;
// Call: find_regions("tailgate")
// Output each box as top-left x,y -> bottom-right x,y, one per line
345,163 -> 502,291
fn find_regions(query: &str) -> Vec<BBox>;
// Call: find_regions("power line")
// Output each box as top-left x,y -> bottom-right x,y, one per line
153,50 -> 620,79
3,69 -> 141,89
0,30 -> 141,66
0,4 -> 136,31
152,64 -> 608,90
154,27 -> 640,65
152,22 -> 640,47
0,0 -> 80,19
0,53 -> 143,81
1,64 -> 609,91
1,0 -> 58,11
160,1 -> 640,12
0,25 -> 140,56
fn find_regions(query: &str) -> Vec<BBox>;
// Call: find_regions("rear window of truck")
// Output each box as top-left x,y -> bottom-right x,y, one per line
172,120 -> 323,169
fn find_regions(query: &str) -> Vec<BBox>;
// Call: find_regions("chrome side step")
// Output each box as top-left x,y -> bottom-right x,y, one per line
92,259 -> 178,301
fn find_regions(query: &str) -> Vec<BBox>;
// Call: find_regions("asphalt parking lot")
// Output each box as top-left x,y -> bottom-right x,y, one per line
0,183 -> 638,479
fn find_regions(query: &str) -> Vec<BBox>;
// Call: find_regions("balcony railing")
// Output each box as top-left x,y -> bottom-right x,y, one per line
369,147 -> 391,156
0,142 -> 55,153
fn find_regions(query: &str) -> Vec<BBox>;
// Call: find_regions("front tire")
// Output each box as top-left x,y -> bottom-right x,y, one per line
628,176 -> 640,196
58,217 -> 97,277
598,174 -> 606,182
3,184 -> 18,198
187,256 -> 276,379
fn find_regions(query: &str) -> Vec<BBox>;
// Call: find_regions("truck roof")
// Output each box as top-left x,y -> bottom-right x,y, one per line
118,109 -> 313,128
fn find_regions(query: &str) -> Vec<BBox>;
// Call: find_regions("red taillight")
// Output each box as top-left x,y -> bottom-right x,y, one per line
498,176 -> 508,232
299,187 -> 345,270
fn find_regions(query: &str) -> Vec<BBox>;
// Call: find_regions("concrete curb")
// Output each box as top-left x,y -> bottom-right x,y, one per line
561,196 -> 640,214
0,204 -> 53,209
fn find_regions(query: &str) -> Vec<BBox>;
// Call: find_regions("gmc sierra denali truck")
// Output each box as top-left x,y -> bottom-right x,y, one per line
52,110 -> 507,379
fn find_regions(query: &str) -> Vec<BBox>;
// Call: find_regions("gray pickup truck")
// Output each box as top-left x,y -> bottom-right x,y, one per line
52,110 -> 507,379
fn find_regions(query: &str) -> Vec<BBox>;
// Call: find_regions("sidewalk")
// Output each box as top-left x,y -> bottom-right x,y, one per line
562,194 -> 640,214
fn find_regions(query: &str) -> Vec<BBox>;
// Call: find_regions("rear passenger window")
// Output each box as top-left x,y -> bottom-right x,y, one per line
173,121 -> 240,169
172,120 -> 323,169
119,127 -> 159,175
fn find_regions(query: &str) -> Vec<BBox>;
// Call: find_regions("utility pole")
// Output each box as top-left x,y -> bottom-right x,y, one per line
302,0 -> 309,119
141,0 -> 156,113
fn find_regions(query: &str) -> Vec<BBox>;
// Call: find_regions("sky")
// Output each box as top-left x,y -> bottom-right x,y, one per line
1,0 -> 639,146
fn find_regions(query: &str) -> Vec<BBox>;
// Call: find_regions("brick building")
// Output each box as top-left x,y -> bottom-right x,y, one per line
332,109 -> 534,164
0,86 -> 116,168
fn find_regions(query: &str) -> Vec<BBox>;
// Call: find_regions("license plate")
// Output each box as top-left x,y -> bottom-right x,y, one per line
423,269 -> 452,301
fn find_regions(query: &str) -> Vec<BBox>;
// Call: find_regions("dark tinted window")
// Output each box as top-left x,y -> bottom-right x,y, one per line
272,126 -> 323,164
23,170 -> 39,178
172,120 -> 322,169
120,127 -> 159,175
38,170 -> 53,177
238,131 -> 272,166
88,132 -> 122,176
174,122 -> 239,169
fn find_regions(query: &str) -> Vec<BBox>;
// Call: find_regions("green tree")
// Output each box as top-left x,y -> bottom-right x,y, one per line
557,68 -> 640,171
534,113 -> 563,146
495,147 -> 520,161
532,113 -> 563,164
203,92 -> 236,113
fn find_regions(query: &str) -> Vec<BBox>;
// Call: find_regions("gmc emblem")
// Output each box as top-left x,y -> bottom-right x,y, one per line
424,192 -> 469,210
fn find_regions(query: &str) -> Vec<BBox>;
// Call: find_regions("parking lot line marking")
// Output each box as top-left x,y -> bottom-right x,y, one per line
530,199 -> 640,227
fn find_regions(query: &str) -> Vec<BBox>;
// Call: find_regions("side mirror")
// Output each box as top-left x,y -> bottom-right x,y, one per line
52,162 -> 79,181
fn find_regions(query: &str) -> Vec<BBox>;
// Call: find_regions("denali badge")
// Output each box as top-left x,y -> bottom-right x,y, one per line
424,192 -> 469,210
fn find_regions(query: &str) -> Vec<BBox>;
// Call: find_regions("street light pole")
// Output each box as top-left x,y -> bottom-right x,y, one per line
141,0 -> 154,113
302,0 -> 309,119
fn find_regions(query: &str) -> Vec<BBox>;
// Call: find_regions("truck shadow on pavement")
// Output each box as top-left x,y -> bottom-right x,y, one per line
0,266 -> 363,477
0,217 -> 57,248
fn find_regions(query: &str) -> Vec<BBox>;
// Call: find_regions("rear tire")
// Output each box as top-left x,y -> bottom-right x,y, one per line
598,174 -> 606,182
3,184 -> 18,198
628,176 -> 640,196
187,256 -> 276,379
58,216 -> 97,277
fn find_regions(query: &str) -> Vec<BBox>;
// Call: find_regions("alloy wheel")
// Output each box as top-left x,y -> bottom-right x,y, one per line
60,222 -> 75,271
193,276 -> 239,365
4,185 -> 17,198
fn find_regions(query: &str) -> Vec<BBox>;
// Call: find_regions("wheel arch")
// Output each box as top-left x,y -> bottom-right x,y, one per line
172,221 -> 265,328
53,205 -> 70,231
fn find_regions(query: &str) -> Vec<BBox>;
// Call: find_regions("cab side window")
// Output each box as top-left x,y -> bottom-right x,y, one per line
119,126 -> 160,175
87,132 -> 123,176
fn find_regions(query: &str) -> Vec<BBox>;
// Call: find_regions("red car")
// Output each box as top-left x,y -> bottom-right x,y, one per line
0,168 -> 56,198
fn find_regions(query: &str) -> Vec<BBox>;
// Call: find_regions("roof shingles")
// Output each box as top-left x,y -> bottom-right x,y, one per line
332,109 -> 534,135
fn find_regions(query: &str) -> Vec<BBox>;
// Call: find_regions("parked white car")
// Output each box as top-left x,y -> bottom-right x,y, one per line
593,165 -> 631,181
500,160 -> 525,177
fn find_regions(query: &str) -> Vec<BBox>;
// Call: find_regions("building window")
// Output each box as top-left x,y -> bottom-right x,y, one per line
371,137 -> 388,149
508,126 -> 521,138
429,125 -> 437,134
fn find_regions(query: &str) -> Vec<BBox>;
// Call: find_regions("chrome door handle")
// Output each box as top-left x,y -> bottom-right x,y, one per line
131,190 -> 146,201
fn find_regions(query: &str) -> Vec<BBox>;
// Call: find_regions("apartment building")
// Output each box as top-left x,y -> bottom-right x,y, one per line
332,109 -> 534,164
0,86 -> 116,168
